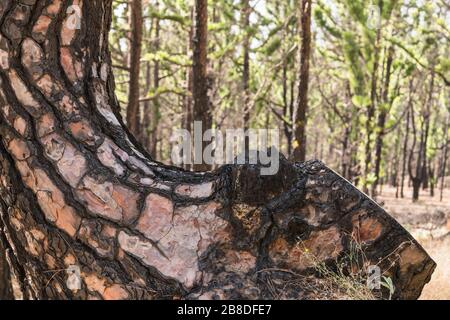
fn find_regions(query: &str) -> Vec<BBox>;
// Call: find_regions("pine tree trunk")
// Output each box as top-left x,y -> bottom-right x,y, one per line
364,26 -> 382,194
183,6 -> 194,171
400,113 -> 410,198
0,0 -> 435,300
192,0 -> 211,171
292,0 -> 311,162
372,46 -> 394,197
242,0 -> 251,135
149,12 -> 160,158
126,0 -> 143,137
440,116 -> 449,201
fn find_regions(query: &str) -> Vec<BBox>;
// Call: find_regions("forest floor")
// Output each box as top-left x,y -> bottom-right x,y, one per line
377,186 -> 450,300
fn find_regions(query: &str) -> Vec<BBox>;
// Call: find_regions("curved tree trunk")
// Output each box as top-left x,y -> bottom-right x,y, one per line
0,0 -> 435,300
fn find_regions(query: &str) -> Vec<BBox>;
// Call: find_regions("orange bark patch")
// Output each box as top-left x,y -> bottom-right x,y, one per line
9,70 -> 40,112
112,185 -> 140,223
103,285 -> 129,300
7,138 -> 31,160
36,74 -> 60,97
136,193 -> 174,240
60,47 -> 83,83
46,0 -> 62,16
29,168 -> 80,237
352,214 -> 383,243
44,253 -> 56,269
13,117 -> 27,136
84,274 -> 106,294
0,49 -> 9,70
37,113 -> 56,138
32,15 -> 52,38
77,177 -> 122,222
399,244 -> 427,274
121,201 -> 227,289
68,120 -> 97,145
64,254 -> 76,266
55,206 -> 81,237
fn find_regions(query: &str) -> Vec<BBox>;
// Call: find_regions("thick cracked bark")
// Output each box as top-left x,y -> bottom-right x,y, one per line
0,0 -> 435,300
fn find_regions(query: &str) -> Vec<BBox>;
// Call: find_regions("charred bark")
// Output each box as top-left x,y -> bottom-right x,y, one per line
0,0 -> 435,300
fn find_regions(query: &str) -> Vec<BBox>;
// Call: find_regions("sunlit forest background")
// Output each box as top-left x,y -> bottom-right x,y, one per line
110,0 -> 449,200
107,0 -> 449,299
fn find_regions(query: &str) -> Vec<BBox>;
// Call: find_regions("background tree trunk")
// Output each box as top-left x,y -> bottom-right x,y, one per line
292,0 -> 312,162
149,11 -> 161,158
126,0 -> 143,138
400,80 -> 413,198
372,46 -> 394,197
192,0 -> 211,171
0,0 -> 435,300
242,0 -> 251,135
440,115 -> 449,201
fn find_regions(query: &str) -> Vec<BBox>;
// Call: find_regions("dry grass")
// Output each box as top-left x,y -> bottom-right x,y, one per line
293,240 -> 385,300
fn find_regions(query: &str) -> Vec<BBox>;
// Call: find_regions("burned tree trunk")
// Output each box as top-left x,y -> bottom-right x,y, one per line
0,0 -> 435,300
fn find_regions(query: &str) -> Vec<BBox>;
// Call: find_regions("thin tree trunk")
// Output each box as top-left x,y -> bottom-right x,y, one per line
126,0 -> 143,137
184,6 -> 194,171
192,0 -> 211,171
364,25 -> 382,194
440,116 -> 449,201
0,0 -> 435,301
421,72 -> 435,192
242,0 -> 251,136
142,61 -> 152,150
149,11 -> 161,158
292,0 -> 312,162
282,60 -> 294,157
401,79 -> 413,198
372,46 -> 394,197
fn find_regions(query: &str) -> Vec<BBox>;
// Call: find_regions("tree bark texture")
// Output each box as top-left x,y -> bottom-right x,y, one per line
0,0 -> 435,300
